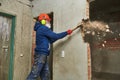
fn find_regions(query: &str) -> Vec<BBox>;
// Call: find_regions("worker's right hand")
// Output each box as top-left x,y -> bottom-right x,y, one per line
67,29 -> 73,35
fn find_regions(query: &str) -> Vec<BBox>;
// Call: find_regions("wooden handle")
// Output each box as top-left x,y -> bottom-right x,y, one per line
72,25 -> 81,31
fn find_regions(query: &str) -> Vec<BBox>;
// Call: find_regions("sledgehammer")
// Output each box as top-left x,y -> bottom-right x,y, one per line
72,24 -> 82,32
72,18 -> 89,32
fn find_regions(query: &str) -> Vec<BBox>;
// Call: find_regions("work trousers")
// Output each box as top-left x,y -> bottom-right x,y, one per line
26,53 -> 50,80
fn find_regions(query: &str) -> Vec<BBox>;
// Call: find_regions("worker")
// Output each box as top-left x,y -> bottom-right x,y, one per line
26,13 -> 73,80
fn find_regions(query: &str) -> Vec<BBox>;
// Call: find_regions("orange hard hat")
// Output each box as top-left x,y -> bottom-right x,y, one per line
38,13 -> 51,21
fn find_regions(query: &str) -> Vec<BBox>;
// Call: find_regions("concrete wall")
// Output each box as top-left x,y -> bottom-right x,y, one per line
0,0 -> 33,80
32,0 -> 88,80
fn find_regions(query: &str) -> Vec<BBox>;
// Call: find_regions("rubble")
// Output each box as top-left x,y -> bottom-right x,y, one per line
80,19 -> 120,43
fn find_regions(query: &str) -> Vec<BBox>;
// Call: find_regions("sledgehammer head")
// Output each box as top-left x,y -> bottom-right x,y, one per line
72,18 -> 90,32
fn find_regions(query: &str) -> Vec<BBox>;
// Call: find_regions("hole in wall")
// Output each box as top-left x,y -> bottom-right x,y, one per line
0,3 -> 2,6
89,0 -> 120,80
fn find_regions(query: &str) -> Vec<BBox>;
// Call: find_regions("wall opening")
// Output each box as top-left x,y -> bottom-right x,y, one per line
0,3 -> 1,6
48,12 -> 54,80
89,0 -> 120,80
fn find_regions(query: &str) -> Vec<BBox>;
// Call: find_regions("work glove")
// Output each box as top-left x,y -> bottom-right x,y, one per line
67,29 -> 73,35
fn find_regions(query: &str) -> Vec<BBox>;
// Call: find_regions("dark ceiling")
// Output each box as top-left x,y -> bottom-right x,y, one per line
90,0 -> 120,11
90,0 -> 120,22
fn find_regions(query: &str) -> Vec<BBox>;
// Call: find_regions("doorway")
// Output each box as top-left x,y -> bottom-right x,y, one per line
0,12 -> 15,80
89,0 -> 120,80
48,12 -> 54,80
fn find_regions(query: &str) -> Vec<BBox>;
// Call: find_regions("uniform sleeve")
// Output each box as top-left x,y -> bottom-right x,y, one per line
44,28 -> 68,43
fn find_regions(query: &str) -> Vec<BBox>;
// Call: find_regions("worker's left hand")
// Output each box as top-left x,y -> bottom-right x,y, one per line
67,29 -> 73,35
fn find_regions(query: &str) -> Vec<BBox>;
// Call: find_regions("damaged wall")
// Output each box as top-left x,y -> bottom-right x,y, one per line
32,0 -> 88,80
0,0 -> 33,80
89,0 -> 120,80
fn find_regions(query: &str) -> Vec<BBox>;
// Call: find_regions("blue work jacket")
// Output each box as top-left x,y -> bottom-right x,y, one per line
34,21 -> 68,55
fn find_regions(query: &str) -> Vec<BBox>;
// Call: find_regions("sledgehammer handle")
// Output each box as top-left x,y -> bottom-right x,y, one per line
72,25 -> 81,32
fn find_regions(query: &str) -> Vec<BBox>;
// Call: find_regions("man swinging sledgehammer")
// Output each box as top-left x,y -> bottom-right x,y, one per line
26,13 -> 73,80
